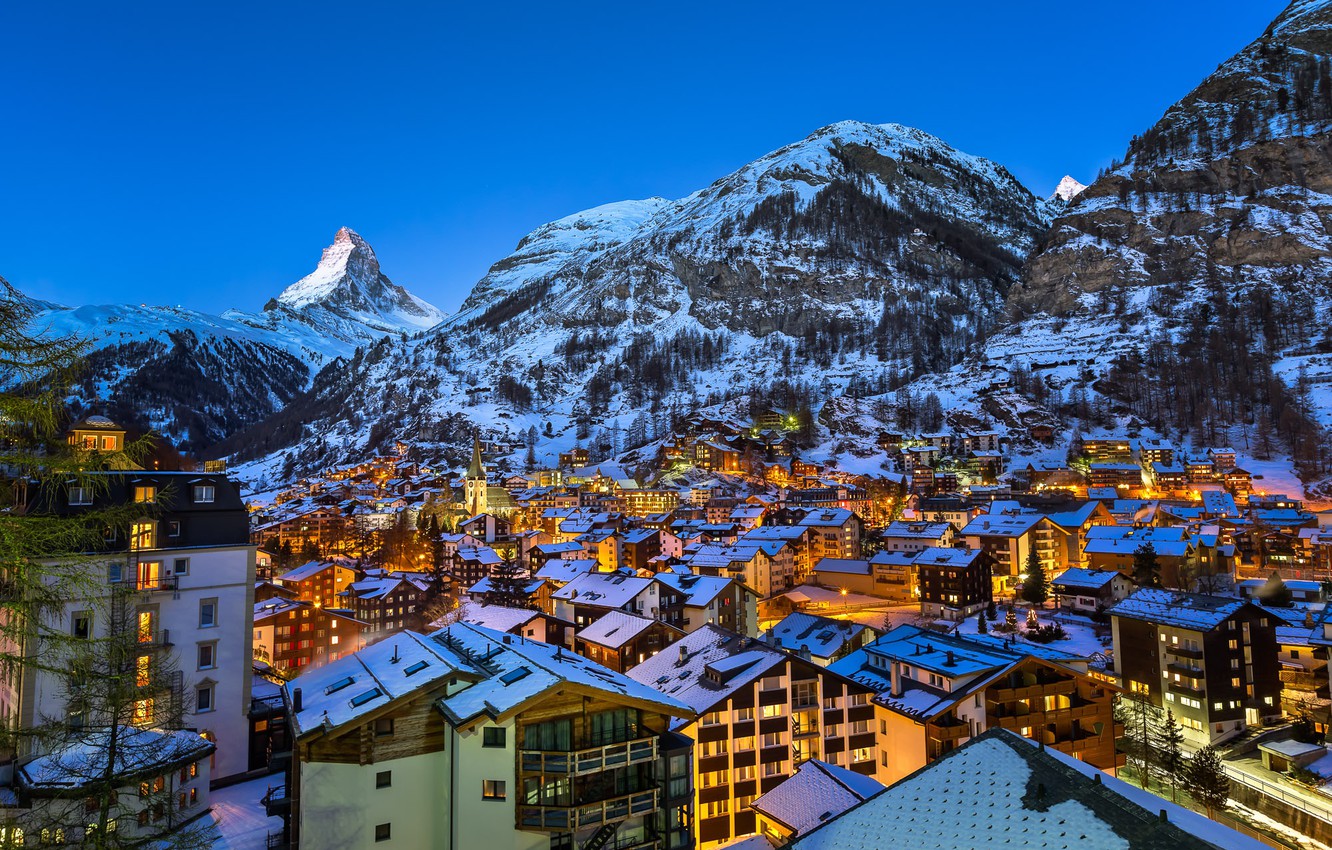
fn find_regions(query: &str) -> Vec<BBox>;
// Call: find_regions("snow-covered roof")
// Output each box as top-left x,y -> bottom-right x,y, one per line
551,571 -> 653,607
912,547 -> 984,569
881,521 -> 954,540
1051,568 -> 1122,591
578,610 -> 672,650
798,508 -> 857,528
535,559 -> 597,584
961,512 -> 1044,537
278,559 -> 343,583
19,727 -> 214,790
433,622 -> 689,725
764,612 -> 867,660
787,730 -> 1267,850
1109,588 -> 1249,631
626,625 -> 786,719
750,759 -> 883,836
454,601 -> 544,633
654,572 -> 734,606
812,558 -> 871,576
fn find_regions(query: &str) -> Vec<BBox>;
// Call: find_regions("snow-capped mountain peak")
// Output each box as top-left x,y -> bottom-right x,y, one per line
276,226 -> 382,310
1050,175 -> 1087,202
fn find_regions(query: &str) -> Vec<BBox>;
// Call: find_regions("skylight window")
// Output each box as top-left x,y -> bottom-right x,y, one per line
349,688 -> 383,708
325,676 -> 355,695
499,667 -> 531,686
404,660 -> 429,677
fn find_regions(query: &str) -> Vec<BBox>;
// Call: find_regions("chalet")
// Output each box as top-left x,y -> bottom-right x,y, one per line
551,571 -> 667,628
829,626 -> 1121,784
252,597 -> 366,676
618,528 -> 662,572
276,559 -> 357,608
653,572 -> 756,636
283,625 -> 693,850
797,508 -> 863,565
914,547 -> 993,620
1050,568 -> 1134,615
450,545 -> 503,586
575,610 -> 684,673
340,576 -> 432,639
878,520 -> 955,553
1137,439 -> 1175,466
466,575 -> 555,614
749,759 -> 883,846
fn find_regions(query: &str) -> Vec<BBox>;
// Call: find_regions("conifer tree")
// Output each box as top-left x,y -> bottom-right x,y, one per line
1189,745 -> 1232,819
1020,548 -> 1048,605
1156,709 -> 1186,801
1132,542 -> 1162,588
1117,691 -> 1162,790
976,612 -> 988,634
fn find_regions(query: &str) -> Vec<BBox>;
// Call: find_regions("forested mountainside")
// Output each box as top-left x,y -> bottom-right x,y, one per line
219,121 -> 1053,481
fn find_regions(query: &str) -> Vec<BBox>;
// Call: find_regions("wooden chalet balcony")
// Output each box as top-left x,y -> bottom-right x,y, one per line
1166,661 -> 1204,678
929,721 -> 970,742
1280,669 -> 1325,690
517,788 -> 659,833
1069,702 -> 1102,721
520,735 -> 657,776
991,678 -> 1075,702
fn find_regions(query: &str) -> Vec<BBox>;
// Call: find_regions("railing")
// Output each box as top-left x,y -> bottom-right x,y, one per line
518,788 -> 659,832
1279,669 -> 1324,690
135,628 -> 172,647
118,576 -> 179,594
1166,680 -> 1205,698
262,784 -> 289,817
991,679 -> 1075,701
1164,645 -> 1204,660
521,737 -> 657,776
1221,763 -> 1332,826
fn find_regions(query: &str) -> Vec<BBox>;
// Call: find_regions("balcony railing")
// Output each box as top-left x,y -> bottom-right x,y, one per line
1164,645 -> 1204,660
991,678 -> 1075,701
521,736 -> 657,776
117,576 -> 179,594
1167,680 -> 1205,698
518,788 -> 659,832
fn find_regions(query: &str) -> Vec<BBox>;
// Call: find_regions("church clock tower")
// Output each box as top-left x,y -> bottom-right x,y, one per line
464,436 -> 488,517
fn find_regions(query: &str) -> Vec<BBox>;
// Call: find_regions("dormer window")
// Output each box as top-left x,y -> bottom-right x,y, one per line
192,485 -> 215,504
133,486 -> 156,503
69,486 -> 93,506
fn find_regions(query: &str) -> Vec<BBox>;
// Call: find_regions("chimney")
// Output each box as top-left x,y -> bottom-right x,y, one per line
945,650 -> 956,667
678,645 -> 688,665
292,688 -> 303,713
391,645 -> 401,664
891,661 -> 903,698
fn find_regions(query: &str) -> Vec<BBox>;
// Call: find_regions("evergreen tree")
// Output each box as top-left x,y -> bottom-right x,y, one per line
524,442 -> 537,472
1189,745 -> 1232,819
1257,571 -> 1293,607
483,557 -> 535,609
976,612 -> 988,634
1020,548 -> 1049,605
299,537 -> 320,564
1004,606 -> 1018,632
1156,709 -> 1186,802
1118,692 -> 1162,790
1132,542 -> 1162,588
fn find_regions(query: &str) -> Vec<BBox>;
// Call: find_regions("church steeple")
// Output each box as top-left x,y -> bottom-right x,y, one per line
467,435 -> 485,480
464,435 -> 488,517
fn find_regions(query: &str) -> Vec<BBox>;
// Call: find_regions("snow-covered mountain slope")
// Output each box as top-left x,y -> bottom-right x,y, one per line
224,121 -> 1052,485
21,229 -> 443,453
1049,175 -> 1087,203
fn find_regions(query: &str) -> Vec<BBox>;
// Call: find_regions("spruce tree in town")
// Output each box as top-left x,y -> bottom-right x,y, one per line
976,612 -> 988,634
1189,745 -> 1232,819
1156,709 -> 1186,801
1132,542 -> 1162,588
1020,548 -> 1049,606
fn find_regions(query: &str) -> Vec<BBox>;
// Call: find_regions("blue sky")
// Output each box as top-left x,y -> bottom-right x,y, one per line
1,1 -> 1286,314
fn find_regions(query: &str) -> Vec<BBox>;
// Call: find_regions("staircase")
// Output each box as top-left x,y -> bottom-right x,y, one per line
581,822 -> 622,850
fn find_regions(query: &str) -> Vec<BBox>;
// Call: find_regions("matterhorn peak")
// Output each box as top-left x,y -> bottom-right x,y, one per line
1050,175 -> 1087,203
276,227 -> 382,310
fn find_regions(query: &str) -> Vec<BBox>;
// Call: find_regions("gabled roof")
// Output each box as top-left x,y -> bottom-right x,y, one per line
278,559 -> 344,583
19,727 -> 214,791
551,571 -> 653,607
579,610 -> 677,650
763,613 -> 867,660
654,572 -> 734,606
1051,568 -> 1123,591
1109,588 -> 1251,631
626,625 -> 786,719
787,730 -> 1266,850
750,759 -> 883,836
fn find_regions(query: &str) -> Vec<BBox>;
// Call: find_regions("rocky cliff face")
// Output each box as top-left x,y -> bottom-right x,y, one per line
1012,0 -> 1332,319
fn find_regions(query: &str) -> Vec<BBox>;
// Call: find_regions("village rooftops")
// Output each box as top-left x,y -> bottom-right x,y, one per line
626,625 -> 787,720
551,570 -> 652,607
254,597 -> 363,625
533,541 -> 585,555
786,730 -> 1267,850
468,576 -> 546,596
453,601 -> 544,633
1201,491 -> 1240,516
1109,588 -> 1257,631
763,613 -> 867,660
578,610 -> 668,650
749,758 -> 884,837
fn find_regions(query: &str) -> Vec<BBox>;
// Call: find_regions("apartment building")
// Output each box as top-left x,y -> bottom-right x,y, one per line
276,559 -> 357,608
25,471 -> 255,780
252,598 -> 366,676
962,508 -> 1062,593
627,626 -> 878,848
284,624 -> 693,850
1109,589 -> 1283,743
